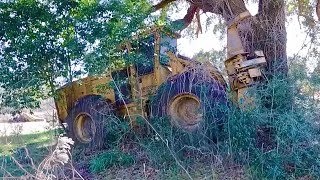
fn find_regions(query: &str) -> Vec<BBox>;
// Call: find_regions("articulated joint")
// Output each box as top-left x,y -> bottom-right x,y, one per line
225,50 -> 266,90
224,51 -> 266,108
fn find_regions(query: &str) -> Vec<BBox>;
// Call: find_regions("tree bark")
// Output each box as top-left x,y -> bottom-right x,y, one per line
256,0 -> 287,75
317,0 -> 320,20
153,0 -> 177,11
154,0 -> 288,75
186,0 -> 288,76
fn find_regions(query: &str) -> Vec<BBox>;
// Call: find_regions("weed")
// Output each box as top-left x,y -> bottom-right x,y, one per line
89,149 -> 135,173
0,134 -> 80,179
0,131 -> 54,177
104,116 -> 131,148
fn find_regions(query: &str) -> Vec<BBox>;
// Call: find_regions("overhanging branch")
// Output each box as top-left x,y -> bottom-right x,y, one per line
186,0 -> 248,21
152,0 -> 177,12
171,4 -> 199,31
151,1 -> 200,32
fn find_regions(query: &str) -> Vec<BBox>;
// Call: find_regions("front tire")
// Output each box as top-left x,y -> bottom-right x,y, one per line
65,96 -> 114,151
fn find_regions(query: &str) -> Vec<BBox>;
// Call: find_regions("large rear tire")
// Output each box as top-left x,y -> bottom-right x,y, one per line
65,96 -> 114,151
151,67 -> 228,143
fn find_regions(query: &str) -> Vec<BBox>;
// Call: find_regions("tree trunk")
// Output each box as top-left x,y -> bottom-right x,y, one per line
317,0 -> 320,20
188,0 -> 288,76
252,0 -> 287,76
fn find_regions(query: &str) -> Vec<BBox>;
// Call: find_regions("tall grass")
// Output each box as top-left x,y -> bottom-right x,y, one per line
84,62 -> 320,179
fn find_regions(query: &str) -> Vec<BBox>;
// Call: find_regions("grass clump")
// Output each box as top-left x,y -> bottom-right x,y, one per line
89,149 -> 135,173
0,130 -> 54,155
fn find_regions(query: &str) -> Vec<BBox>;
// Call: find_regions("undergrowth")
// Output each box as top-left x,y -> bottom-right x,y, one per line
0,131 -> 79,179
223,76 -> 320,179
86,68 -> 320,179
89,150 -> 135,173
0,131 -> 54,177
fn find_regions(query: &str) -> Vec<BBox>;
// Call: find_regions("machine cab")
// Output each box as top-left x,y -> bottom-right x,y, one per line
133,31 -> 178,76
112,29 -> 180,106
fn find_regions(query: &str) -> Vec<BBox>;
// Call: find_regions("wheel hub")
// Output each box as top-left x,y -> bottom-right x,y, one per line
74,113 -> 96,143
168,93 -> 202,131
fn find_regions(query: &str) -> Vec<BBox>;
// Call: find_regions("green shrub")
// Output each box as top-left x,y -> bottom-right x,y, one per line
104,116 -> 131,147
223,76 -> 320,179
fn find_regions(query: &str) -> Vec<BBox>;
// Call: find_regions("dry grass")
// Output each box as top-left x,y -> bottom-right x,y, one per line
0,131 -> 84,179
